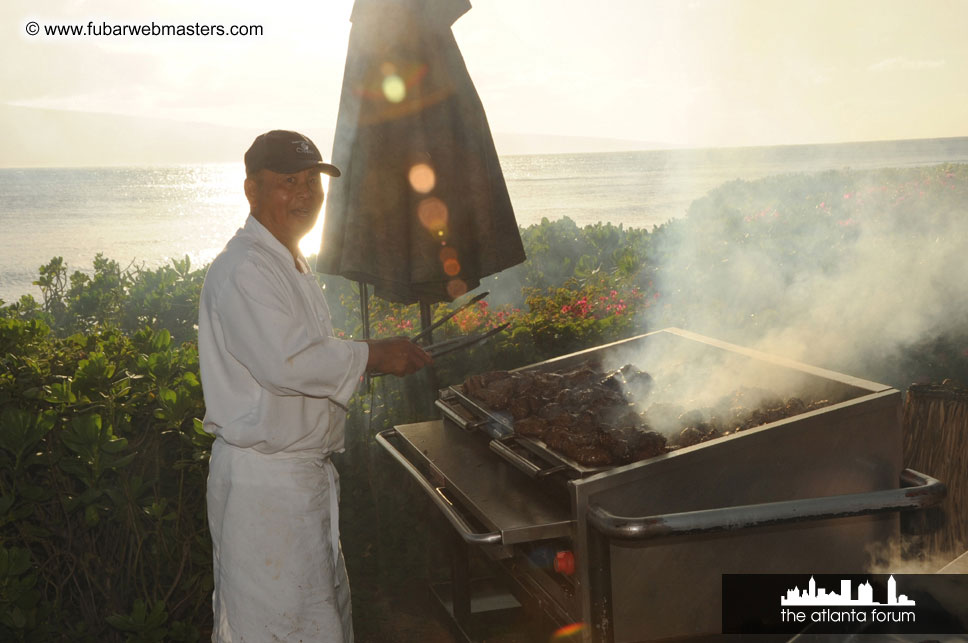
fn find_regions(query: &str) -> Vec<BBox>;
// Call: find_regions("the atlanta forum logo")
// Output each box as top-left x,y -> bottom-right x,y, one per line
780,575 -> 916,625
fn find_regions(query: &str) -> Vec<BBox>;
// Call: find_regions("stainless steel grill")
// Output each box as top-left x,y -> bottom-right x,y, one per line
377,328 -> 945,642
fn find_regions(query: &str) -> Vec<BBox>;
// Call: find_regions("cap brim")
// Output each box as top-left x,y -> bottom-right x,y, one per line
263,160 -> 342,177
316,162 -> 341,178
293,160 -> 341,177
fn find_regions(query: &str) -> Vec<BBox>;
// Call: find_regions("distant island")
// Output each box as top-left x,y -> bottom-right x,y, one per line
0,104 -> 664,168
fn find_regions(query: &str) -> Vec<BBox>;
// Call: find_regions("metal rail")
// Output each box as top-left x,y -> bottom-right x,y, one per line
375,429 -> 503,545
587,468 -> 945,540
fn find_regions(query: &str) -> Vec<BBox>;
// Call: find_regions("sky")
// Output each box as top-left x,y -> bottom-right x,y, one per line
2,0 -> 968,166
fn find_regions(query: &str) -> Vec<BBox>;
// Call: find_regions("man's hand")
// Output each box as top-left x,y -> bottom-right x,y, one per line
363,337 -> 433,377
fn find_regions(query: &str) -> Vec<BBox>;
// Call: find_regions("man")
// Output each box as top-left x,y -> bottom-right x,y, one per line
198,130 -> 431,642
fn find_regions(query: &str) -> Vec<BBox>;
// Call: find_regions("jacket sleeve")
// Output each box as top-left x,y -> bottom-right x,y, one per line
215,259 -> 368,408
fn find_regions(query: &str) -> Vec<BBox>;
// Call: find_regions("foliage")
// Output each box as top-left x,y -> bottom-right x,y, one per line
0,318 -> 210,641
522,273 -> 653,358
2,255 -> 205,345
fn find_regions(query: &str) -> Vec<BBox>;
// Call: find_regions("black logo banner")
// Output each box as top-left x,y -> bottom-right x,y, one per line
722,574 -> 968,635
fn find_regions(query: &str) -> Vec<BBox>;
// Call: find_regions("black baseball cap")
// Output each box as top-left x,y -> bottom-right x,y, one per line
244,130 -> 341,177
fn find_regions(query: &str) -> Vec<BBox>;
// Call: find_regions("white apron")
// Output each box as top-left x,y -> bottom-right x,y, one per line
207,438 -> 352,642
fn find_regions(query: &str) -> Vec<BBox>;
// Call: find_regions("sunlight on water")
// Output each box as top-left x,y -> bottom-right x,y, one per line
0,163 -> 248,302
2,138 -> 967,303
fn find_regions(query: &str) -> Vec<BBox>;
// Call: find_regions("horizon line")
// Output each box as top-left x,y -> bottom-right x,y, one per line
3,134 -> 968,171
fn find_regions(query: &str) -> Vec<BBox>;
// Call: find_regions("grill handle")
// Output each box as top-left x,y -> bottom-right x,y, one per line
587,468 -> 945,541
434,398 -> 487,432
375,429 -> 503,545
435,398 -> 511,440
489,439 -> 542,477
488,438 -> 568,479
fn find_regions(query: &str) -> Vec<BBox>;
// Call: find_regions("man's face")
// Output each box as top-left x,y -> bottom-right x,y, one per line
245,168 -> 324,250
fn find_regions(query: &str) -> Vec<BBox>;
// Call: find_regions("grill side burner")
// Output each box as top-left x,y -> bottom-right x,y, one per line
377,328 -> 946,642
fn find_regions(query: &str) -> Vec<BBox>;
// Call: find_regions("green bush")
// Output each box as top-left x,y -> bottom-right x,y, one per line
3,255 -> 204,345
0,318 -> 210,641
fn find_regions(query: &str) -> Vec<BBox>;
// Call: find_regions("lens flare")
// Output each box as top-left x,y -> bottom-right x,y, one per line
443,258 -> 461,276
382,74 -> 406,103
439,246 -> 458,262
552,622 -> 585,639
446,278 -> 467,299
417,197 -> 448,233
408,163 -> 436,194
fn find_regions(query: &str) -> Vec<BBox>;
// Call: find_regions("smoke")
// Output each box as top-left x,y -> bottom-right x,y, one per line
865,537 -> 958,576
598,325 -> 858,440
641,165 -> 968,389
863,538 -> 968,635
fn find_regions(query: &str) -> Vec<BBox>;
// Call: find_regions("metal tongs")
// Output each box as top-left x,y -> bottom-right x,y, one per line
412,291 -> 507,357
422,322 -> 510,358
410,291 -> 489,345
370,292 -> 509,376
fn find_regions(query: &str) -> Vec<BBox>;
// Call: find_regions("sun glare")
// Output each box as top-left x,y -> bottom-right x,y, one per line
299,211 -> 326,260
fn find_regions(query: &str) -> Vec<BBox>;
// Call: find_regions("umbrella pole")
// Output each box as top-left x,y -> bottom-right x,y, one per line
359,281 -> 371,391
359,281 -> 371,340
419,301 -> 432,343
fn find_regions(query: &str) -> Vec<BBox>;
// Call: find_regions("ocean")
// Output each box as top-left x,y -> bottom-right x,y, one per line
2,136 -> 968,304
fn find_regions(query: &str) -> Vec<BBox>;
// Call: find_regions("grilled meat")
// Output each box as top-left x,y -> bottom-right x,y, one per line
509,395 -> 534,420
600,426 -> 668,463
631,429 -> 667,460
475,380 -> 512,410
565,444 -> 612,467
514,416 -> 548,439
601,364 -> 654,400
461,365 -> 832,467
675,426 -> 706,448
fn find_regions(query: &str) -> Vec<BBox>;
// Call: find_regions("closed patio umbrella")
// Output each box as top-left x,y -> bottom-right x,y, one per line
317,0 -> 525,314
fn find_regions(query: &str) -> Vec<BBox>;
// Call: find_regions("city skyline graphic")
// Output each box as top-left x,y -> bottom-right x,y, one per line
781,576 -> 916,607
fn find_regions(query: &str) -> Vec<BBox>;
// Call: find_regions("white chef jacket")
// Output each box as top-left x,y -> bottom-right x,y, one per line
198,215 -> 369,642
